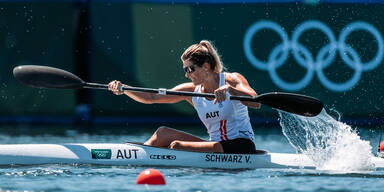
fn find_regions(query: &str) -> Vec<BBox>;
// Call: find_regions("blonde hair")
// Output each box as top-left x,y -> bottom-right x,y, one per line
181,40 -> 225,73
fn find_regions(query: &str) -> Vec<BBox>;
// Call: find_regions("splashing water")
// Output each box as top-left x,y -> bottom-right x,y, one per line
279,109 -> 375,171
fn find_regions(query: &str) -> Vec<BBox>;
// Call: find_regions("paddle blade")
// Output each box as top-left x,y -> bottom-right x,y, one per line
13,65 -> 84,89
256,92 -> 323,117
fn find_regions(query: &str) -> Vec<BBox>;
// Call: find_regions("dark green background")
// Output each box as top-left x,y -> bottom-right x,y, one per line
0,2 -> 75,116
1,2 -> 383,120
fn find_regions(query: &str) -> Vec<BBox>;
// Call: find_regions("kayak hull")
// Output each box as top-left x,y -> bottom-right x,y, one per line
0,142 -> 382,169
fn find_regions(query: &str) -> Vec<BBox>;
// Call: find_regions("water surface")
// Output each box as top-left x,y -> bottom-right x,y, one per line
0,124 -> 382,192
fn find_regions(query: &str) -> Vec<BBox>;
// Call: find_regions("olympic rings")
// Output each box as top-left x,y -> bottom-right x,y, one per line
243,20 -> 384,92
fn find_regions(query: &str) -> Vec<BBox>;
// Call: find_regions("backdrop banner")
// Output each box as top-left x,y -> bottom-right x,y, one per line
91,2 -> 384,118
2,1 -> 383,121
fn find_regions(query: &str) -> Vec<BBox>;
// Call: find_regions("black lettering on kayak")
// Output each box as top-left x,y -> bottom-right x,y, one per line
205,154 -> 211,162
221,154 -> 227,162
116,149 -> 138,159
150,154 -> 176,160
124,149 -> 131,159
117,150 -> 123,159
205,154 -> 248,163
233,155 -> 240,163
132,149 -> 138,159
245,156 -> 251,163
227,155 -> 233,162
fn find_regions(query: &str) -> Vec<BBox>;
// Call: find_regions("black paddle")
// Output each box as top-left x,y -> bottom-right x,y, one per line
13,65 -> 324,117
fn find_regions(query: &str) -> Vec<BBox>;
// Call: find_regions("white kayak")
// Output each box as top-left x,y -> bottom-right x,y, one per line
0,142 -> 383,169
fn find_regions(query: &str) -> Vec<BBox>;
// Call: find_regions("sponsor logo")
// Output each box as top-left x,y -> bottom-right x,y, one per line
206,111 -> 219,119
91,149 -> 112,159
150,154 -> 176,160
205,154 -> 251,164
116,149 -> 139,159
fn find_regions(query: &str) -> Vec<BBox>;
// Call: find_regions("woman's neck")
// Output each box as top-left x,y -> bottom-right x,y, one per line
201,72 -> 220,93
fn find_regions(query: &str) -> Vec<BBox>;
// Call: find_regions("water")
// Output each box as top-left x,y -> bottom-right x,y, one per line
0,120 -> 383,192
279,109 -> 375,171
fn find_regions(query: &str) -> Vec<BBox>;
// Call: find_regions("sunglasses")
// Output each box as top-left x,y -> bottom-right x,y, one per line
183,65 -> 196,74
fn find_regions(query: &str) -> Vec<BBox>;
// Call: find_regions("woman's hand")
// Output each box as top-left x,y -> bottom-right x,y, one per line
108,80 -> 125,95
214,84 -> 230,104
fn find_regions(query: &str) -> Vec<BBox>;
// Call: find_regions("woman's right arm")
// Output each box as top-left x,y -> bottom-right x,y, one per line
108,81 -> 195,104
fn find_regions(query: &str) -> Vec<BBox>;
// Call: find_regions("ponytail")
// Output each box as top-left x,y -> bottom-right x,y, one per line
181,40 -> 226,73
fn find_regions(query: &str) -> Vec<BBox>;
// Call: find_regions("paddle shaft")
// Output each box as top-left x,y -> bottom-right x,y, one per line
84,82 -> 258,102
13,65 -> 324,116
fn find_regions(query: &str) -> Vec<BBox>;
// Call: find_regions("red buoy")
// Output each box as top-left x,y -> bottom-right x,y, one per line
380,141 -> 384,152
136,168 -> 166,185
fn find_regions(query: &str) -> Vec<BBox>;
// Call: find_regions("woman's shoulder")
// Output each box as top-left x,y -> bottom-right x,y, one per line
224,72 -> 247,85
172,82 -> 196,92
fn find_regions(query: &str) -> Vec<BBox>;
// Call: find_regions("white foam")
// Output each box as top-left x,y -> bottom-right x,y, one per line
279,109 -> 375,171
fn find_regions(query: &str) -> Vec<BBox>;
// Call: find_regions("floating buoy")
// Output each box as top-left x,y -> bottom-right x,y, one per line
136,168 -> 166,185
379,141 -> 384,152
378,141 -> 384,158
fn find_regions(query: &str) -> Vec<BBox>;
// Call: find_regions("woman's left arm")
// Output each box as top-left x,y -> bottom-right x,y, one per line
226,72 -> 261,109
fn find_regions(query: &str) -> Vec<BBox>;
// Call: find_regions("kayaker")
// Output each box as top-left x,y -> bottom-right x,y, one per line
108,40 -> 260,154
